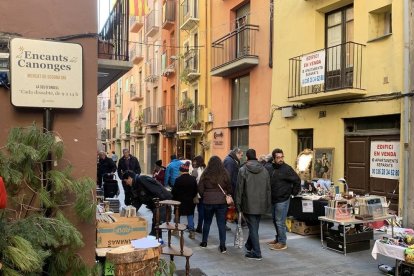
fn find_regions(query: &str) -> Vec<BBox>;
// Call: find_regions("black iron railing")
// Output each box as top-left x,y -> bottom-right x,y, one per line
145,9 -> 158,35
98,0 -> 129,61
177,105 -> 203,132
180,0 -> 198,29
211,24 -> 259,70
143,106 -> 159,125
158,105 -> 176,128
288,42 -> 365,98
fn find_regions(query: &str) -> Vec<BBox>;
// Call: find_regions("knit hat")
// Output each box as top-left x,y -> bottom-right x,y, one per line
155,160 -> 162,167
180,161 -> 190,173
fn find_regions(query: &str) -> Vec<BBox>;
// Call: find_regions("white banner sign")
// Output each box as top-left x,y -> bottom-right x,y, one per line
10,38 -> 83,109
300,50 -> 325,87
370,141 -> 400,179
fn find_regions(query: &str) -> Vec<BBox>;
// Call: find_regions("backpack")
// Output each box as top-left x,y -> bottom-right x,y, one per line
0,177 -> 7,209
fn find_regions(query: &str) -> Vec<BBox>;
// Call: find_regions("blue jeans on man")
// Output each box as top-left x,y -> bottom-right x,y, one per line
202,204 -> 227,246
272,198 -> 290,244
244,213 -> 262,257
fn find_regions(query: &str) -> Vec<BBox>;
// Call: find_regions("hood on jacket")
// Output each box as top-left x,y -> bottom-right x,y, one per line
245,160 -> 264,174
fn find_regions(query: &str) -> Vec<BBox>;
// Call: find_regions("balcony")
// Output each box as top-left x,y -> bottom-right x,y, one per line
177,105 -> 203,135
111,127 -> 120,140
211,24 -> 259,77
161,45 -> 176,77
145,9 -> 159,37
129,15 -> 144,33
98,0 -> 133,93
157,105 -> 176,136
145,58 -> 159,82
180,0 -> 199,31
100,129 -> 107,141
181,48 -> 200,83
114,93 -> 121,106
162,0 -> 176,30
288,42 -> 366,103
129,43 -> 143,64
143,106 -> 159,126
129,83 -> 144,101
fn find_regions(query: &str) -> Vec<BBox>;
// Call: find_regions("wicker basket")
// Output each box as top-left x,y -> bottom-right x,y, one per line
106,245 -> 161,276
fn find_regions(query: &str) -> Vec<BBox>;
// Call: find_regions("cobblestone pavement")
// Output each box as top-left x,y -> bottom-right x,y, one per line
115,176 -> 393,276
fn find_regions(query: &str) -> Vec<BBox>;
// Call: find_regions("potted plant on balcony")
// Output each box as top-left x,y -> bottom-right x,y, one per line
179,67 -> 191,85
178,98 -> 194,112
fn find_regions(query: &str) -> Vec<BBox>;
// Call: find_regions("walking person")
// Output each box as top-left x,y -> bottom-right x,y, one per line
164,154 -> 183,188
117,148 -> 141,178
267,148 -> 301,251
223,147 -> 243,230
236,149 -> 271,261
97,151 -> 117,188
172,161 -> 198,239
198,156 -> 232,253
111,150 -> 118,163
153,159 -> 166,186
191,155 -> 206,233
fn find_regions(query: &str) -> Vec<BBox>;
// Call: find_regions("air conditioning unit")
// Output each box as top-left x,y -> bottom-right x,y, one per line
281,106 -> 296,118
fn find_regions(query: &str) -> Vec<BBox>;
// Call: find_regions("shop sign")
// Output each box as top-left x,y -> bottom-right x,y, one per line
212,130 -> 224,149
370,141 -> 400,179
300,50 -> 325,87
10,38 -> 83,109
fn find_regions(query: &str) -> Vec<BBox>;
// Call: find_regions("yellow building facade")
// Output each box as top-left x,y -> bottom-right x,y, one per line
272,0 -> 406,212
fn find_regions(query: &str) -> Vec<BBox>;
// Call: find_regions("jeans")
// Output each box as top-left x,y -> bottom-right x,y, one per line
186,214 -> 194,231
196,200 -> 204,229
272,198 -> 290,244
244,214 -> 262,257
202,204 -> 227,246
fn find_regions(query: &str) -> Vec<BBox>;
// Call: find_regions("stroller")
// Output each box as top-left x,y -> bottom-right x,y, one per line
103,173 -> 119,199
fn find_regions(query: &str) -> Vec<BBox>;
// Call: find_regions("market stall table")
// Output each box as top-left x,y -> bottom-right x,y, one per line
318,214 -> 395,255
371,240 -> 414,276
288,195 -> 328,221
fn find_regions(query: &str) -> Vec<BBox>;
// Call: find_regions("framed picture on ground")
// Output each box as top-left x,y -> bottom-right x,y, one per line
312,148 -> 334,180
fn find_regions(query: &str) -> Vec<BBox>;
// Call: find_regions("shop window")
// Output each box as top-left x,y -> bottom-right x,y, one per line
297,129 -> 313,155
368,5 -> 392,42
231,75 -> 249,121
344,114 -> 400,133
230,126 -> 249,162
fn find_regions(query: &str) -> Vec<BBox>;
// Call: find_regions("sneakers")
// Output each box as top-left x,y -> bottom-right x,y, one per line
267,239 -> 278,245
245,245 -> 252,253
269,243 -> 287,250
188,231 -> 195,239
199,242 -> 207,248
219,245 -> 227,253
245,252 -> 262,261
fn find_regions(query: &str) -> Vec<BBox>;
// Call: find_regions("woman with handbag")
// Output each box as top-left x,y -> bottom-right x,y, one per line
198,156 -> 232,253
191,155 -> 206,233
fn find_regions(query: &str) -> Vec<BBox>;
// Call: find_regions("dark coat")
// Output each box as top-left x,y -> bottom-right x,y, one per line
198,174 -> 232,205
236,160 -> 271,215
117,155 -> 141,178
98,157 -> 117,181
223,152 -> 240,197
172,174 -> 198,216
267,162 -> 301,204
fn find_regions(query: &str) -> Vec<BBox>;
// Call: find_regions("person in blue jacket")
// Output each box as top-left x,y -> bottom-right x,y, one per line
164,154 -> 183,187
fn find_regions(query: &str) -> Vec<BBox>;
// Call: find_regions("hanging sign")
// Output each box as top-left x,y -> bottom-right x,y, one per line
10,38 -> 83,109
370,141 -> 400,179
300,50 -> 325,87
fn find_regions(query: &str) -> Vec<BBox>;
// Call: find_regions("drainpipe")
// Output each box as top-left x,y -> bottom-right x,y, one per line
402,0 -> 410,227
269,0 -> 273,68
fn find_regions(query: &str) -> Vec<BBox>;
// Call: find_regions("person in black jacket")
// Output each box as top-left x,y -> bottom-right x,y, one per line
117,148 -> 141,178
97,151 -> 117,188
267,148 -> 301,251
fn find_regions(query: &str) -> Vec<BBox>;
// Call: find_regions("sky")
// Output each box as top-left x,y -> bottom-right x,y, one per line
98,0 -> 113,32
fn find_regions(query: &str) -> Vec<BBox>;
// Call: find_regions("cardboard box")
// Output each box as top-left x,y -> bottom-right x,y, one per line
291,219 -> 320,235
96,214 -> 148,248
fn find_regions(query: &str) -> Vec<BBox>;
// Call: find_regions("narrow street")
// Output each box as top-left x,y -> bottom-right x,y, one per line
114,177 -> 391,276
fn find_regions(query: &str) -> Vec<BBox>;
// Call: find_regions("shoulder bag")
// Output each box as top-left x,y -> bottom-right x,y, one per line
218,183 -> 233,205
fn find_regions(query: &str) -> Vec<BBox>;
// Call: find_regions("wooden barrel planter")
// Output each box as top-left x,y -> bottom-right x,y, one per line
106,245 -> 162,276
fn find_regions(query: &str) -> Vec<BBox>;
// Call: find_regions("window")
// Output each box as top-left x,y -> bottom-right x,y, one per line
231,75 -> 249,120
230,126 -> 249,162
297,129 -> 313,155
368,5 -> 392,41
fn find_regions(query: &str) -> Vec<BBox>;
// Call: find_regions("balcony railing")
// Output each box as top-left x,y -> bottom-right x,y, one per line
129,43 -> 143,64
162,0 -> 175,30
114,93 -> 121,106
181,48 -> 199,82
145,58 -> 159,82
129,15 -> 144,33
157,105 -> 176,132
145,9 -> 159,37
111,127 -> 120,139
143,106 -> 159,126
180,0 -> 199,30
211,24 -> 259,77
129,83 -> 144,101
177,105 -> 203,133
98,0 -> 129,61
161,43 -> 176,76
100,129 -> 107,141
288,42 -> 366,102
